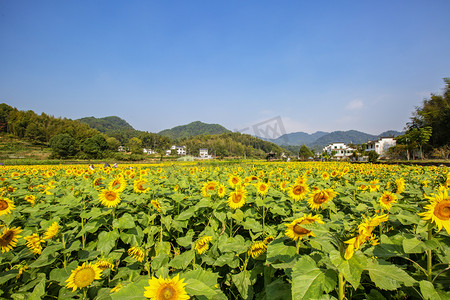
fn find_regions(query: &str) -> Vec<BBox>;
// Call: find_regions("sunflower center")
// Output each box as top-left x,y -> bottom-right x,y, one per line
292,185 -> 305,195
161,286 -> 175,299
434,200 -> 450,220
105,191 -> 117,201
232,193 -> 242,203
382,195 -> 393,203
313,193 -> 327,204
0,231 -> 14,246
73,268 -> 95,288
293,224 -> 310,235
0,200 -> 8,210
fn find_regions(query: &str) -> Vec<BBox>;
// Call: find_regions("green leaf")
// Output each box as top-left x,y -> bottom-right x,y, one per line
329,250 -> 367,289
213,252 -> 239,268
176,230 -> 195,248
29,273 -> 45,300
110,276 -> 149,300
266,238 -> 297,269
419,280 -> 443,300
49,261 -> 78,284
169,251 -> 195,269
242,218 -> 263,232
218,235 -> 249,254
265,278 -> 291,300
181,268 -> 220,287
291,256 -> 337,300
151,253 -> 169,270
232,270 -> 254,300
365,260 -> 416,290
112,213 -> 135,229
97,229 -> 120,254
184,278 -> 217,298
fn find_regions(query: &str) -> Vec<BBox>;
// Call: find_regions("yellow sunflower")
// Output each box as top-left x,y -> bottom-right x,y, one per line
228,175 -> 242,188
256,182 -> 270,196
99,189 -> 121,208
285,214 -> 324,241
0,226 -> 22,253
24,233 -> 44,255
307,188 -> 337,210
134,179 -> 151,194
418,188 -> 450,234
248,241 -> 267,258
344,214 -> 388,260
108,177 -> 127,192
321,172 -> 330,180
217,184 -> 226,198
368,180 -> 380,192
128,246 -> 145,262
25,195 -> 36,205
194,236 -> 212,254
0,197 -> 15,216
379,191 -> 397,210
43,222 -> 59,240
263,236 -> 274,245
227,186 -> 248,209
110,283 -> 123,293
144,274 -> 190,300
395,178 -> 405,194
288,183 -> 310,201
201,181 -> 218,197
65,263 -> 102,291
95,259 -> 115,271
151,200 -> 162,213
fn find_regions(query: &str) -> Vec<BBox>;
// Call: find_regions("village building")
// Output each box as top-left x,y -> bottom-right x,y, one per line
199,148 -> 212,159
143,148 -> 157,155
169,145 -> 187,156
366,137 -> 396,158
323,142 -> 355,159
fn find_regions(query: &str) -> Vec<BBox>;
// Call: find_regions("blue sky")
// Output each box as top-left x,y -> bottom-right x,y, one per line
1,1 -> 449,136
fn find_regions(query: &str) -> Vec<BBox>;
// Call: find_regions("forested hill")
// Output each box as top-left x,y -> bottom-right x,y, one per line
78,116 -> 135,133
158,121 -> 231,140
0,103 -> 99,144
182,132 -> 289,158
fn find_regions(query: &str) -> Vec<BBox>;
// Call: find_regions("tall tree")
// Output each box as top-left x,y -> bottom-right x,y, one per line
410,78 -> 450,147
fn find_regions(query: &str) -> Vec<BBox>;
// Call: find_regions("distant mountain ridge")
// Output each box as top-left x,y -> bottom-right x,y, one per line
158,121 -> 231,140
263,130 -> 403,149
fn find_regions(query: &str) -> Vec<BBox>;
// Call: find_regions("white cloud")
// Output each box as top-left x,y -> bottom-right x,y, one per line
345,100 -> 364,110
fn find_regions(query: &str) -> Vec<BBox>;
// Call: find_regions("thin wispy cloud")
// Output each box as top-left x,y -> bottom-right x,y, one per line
345,100 -> 364,110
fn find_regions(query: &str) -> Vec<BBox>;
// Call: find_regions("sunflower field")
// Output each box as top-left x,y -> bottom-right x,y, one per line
0,161 -> 449,300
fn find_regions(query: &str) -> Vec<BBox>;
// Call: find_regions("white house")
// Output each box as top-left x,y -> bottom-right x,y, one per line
323,142 -> 355,159
118,146 -> 126,152
366,137 -> 396,158
143,148 -> 157,155
199,148 -> 212,159
169,145 -> 187,156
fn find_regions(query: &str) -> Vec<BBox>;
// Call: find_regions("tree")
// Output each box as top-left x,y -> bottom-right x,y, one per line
410,78 -> 450,147
106,136 -> 121,151
298,144 -> 313,160
127,137 -> 143,154
367,151 -> 379,163
49,134 -> 77,158
82,134 -> 108,158
407,126 -> 432,159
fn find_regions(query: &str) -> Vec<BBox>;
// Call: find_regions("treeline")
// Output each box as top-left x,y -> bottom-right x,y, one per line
388,78 -> 450,160
0,103 -> 171,160
181,132 -> 289,158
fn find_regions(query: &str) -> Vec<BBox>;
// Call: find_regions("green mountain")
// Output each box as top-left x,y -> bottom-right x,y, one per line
182,132 -> 289,158
77,116 -> 135,133
159,121 -> 231,140
310,130 -> 378,148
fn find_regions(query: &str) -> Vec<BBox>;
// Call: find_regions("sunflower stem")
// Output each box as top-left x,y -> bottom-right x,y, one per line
427,227 -> 433,281
229,217 -> 233,237
61,234 -> 67,268
338,272 -> 345,300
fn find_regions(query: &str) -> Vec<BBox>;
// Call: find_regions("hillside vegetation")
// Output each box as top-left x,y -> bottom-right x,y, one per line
159,121 -> 231,140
